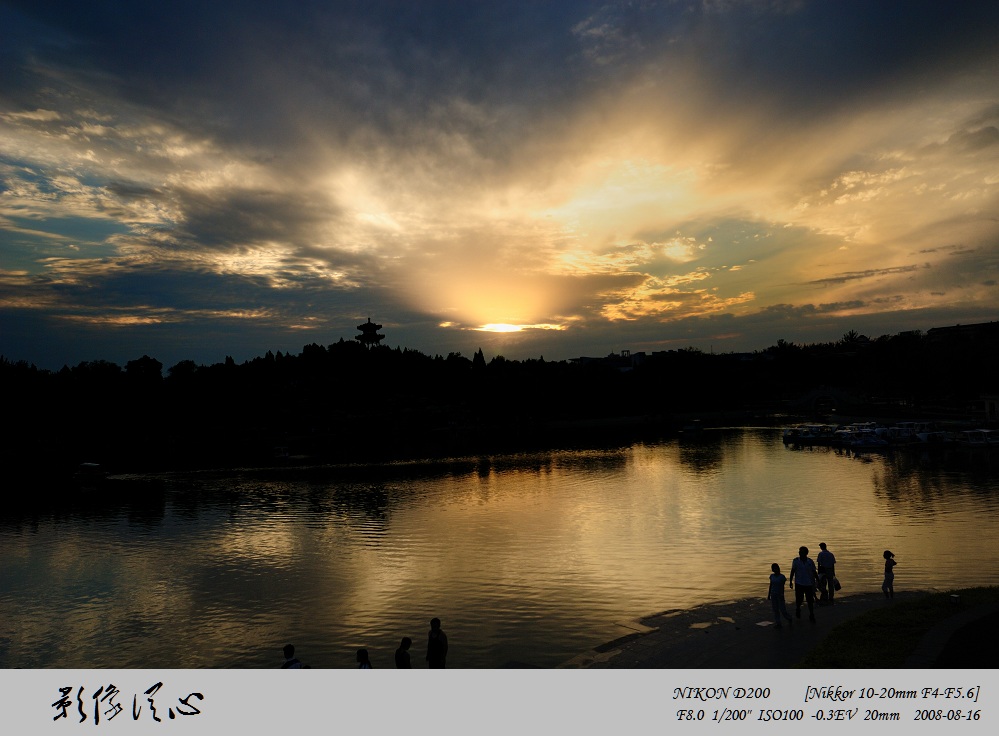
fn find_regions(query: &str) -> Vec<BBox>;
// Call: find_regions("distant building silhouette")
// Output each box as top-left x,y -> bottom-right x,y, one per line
356,318 -> 385,348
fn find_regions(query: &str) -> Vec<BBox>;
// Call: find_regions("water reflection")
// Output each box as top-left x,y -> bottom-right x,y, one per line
2,429 -> 999,669
677,430 -> 726,474
871,447 -> 999,510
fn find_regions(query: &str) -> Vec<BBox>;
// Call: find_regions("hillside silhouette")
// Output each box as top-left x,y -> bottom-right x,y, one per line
2,321 -> 998,480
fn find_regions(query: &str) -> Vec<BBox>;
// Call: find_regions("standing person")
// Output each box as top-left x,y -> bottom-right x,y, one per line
789,545 -> 818,622
281,644 -> 304,669
356,648 -> 373,668
395,637 -> 412,668
426,617 -> 448,668
882,550 -> 896,599
767,563 -> 794,629
817,542 -> 837,605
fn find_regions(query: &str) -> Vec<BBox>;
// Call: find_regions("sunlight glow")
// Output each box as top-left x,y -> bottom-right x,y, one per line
478,323 -> 523,333
473,323 -> 567,333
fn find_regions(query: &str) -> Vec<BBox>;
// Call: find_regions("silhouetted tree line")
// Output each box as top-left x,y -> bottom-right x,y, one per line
2,324 -> 997,478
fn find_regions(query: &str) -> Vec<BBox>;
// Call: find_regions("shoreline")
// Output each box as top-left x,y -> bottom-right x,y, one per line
558,591 -> 941,669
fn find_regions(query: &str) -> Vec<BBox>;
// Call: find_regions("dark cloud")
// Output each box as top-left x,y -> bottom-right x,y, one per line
5,1 -> 993,149
568,1 -> 999,124
806,265 -> 922,286
105,181 -> 162,200
948,126 -> 999,152
169,187 -> 334,251
1,1 -> 599,155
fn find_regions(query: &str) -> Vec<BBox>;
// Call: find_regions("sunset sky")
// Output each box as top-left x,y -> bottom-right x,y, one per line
2,1 -> 998,370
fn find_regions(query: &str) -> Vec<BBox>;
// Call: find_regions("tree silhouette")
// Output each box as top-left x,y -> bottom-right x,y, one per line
3,321 -> 997,482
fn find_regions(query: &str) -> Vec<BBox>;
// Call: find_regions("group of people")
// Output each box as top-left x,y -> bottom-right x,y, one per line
767,543 -> 898,627
766,544 -> 829,627
386,617 -> 449,669
282,617 -> 449,669
282,547 -> 903,667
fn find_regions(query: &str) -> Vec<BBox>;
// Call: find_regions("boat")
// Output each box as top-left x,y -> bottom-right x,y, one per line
952,429 -> 999,447
884,421 -> 922,445
782,424 -> 838,446
832,424 -> 889,450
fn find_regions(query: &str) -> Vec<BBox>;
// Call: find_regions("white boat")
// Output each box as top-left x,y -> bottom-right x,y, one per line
953,429 -> 999,447
885,421 -> 949,445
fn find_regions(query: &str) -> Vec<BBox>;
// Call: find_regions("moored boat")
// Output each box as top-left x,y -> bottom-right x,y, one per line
832,424 -> 889,450
952,429 -> 999,447
885,421 -> 921,445
782,423 -> 838,445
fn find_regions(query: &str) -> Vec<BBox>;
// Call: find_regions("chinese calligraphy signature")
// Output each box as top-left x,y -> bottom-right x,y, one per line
52,683 -> 203,724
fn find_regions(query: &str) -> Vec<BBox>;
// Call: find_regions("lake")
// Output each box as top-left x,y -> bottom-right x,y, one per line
3,428 -> 998,669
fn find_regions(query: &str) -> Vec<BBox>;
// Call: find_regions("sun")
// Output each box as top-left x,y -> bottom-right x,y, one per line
477,324 -> 524,333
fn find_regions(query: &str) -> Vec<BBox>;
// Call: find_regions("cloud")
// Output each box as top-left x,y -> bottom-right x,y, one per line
2,2 -> 999,368
0,108 -> 62,123
806,266 -> 923,286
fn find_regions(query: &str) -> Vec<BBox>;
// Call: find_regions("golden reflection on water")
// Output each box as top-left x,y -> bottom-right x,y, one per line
2,429 -> 999,668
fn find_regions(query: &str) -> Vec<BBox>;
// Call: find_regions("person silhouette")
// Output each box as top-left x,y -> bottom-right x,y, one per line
426,617 -> 448,668
356,648 -> 373,668
281,644 -> 304,669
395,637 -> 412,668
817,542 -> 837,605
789,545 -> 818,622
882,550 -> 896,599
767,563 -> 793,629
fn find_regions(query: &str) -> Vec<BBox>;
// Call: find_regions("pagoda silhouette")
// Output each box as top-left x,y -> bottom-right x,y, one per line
356,317 -> 385,348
